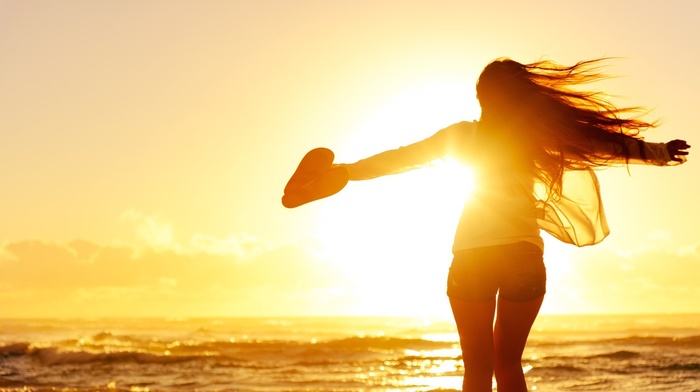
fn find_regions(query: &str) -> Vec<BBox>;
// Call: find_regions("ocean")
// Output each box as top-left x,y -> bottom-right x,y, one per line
0,314 -> 698,391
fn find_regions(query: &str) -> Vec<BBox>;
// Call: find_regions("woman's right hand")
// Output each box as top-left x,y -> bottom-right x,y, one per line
667,139 -> 691,162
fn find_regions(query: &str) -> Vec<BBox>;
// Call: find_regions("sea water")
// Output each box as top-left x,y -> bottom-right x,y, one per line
0,314 -> 698,391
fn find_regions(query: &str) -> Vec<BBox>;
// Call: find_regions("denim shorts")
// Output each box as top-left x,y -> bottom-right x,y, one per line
447,241 -> 546,302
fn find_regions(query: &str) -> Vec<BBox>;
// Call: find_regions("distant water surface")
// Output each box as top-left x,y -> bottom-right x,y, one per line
0,314 -> 698,391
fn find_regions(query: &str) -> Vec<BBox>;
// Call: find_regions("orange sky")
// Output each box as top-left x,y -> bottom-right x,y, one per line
0,0 -> 698,318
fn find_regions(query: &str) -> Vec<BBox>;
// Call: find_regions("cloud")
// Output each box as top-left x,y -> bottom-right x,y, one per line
119,210 -> 179,252
189,233 -> 267,258
0,238 -> 344,317
4,210 -> 696,317
119,210 -> 268,258
548,243 -> 700,314
0,211 -> 353,317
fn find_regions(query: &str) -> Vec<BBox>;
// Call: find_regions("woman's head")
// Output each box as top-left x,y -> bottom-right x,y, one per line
475,57 -> 656,142
476,59 -> 536,120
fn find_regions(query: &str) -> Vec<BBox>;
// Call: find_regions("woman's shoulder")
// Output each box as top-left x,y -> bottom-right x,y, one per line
449,120 -> 479,131
437,120 -> 478,139
431,120 -> 478,158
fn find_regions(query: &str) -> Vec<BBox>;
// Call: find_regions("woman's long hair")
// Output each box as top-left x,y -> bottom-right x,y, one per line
476,57 -> 655,200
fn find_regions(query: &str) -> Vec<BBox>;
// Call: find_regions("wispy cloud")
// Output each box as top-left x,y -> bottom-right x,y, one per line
2,211 -> 697,317
120,210 -> 177,252
550,243 -> 700,314
119,210 -> 268,258
0,237 -> 343,317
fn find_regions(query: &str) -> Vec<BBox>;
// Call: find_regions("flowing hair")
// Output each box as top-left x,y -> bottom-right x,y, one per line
475,57 -> 656,200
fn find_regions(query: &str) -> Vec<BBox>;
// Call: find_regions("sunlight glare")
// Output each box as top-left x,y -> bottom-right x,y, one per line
402,376 -> 463,391
314,158 -> 475,317
337,77 -> 480,160
538,236 -> 577,315
311,76 -> 481,316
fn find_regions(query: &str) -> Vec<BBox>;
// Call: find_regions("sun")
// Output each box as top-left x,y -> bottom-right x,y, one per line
335,76 -> 481,161
313,160 -> 475,317
306,77 -> 481,316
312,158 -> 475,317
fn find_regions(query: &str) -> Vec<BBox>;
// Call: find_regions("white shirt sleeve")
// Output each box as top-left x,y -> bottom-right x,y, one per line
338,121 -> 477,180
590,137 -> 677,166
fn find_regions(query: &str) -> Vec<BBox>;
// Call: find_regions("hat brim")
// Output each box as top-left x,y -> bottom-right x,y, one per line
282,166 -> 349,208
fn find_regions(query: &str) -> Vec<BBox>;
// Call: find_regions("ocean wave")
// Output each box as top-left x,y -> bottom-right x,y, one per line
0,335 -> 456,367
174,335 -> 454,356
542,350 -> 641,363
600,334 -> 700,348
89,331 -> 143,344
655,362 -> 700,372
0,343 -> 207,366
34,347 -> 204,365
317,336 -> 454,351
530,364 -> 586,373
587,350 -> 640,360
0,342 -> 30,356
531,334 -> 700,348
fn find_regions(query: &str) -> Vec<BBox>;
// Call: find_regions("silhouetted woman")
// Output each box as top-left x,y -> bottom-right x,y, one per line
334,58 -> 690,391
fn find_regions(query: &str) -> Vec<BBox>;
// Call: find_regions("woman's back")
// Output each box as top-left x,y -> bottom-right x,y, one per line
450,121 -> 543,251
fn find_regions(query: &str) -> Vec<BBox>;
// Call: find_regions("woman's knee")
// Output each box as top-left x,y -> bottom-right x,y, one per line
494,350 -> 523,370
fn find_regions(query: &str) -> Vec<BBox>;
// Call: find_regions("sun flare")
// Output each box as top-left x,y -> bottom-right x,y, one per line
337,77 -> 481,160
313,159 -> 475,316
306,77 -> 485,316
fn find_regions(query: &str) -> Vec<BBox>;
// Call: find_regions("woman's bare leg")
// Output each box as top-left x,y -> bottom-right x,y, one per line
493,295 -> 544,392
449,297 -> 497,392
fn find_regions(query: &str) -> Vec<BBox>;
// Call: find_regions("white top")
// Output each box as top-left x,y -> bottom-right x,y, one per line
340,121 -> 677,253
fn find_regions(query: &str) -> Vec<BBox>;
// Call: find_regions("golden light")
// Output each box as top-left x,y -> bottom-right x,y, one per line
311,77 -> 480,317
538,235 -> 580,315
337,76 -> 481,159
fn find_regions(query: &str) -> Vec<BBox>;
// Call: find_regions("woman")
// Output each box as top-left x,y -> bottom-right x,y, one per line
333,58 -> 690,391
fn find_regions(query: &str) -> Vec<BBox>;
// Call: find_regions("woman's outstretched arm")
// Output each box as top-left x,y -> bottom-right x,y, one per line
590,136 -> 691,166
335,121 -> 475,180
626,138 -> 691,165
